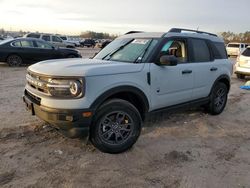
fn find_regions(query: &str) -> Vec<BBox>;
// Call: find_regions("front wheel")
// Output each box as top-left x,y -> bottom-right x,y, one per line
207,82 -> 228,115
7,55 -> 23,67
91,99 -> 142,154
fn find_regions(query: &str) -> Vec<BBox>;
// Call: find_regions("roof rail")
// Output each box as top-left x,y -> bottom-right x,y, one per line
124,31 -> 144,35
169,28 -> 217,37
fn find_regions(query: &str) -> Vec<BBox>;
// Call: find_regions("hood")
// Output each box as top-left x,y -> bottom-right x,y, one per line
28,58 -> 144,77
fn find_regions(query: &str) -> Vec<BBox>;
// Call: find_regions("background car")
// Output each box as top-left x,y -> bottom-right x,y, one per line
0,37 -> 4,41
80,39 -> 96,48
0,38 -> 81,66
59,36 -> 81,47
226,42 -> 248,57
235,46 -> 250,79
24,33 -> 75,48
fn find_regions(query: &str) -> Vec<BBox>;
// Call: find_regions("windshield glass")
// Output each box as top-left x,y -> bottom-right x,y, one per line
0,38 -> 13,45
94,38 -> 155,63
228,43 -> 240,48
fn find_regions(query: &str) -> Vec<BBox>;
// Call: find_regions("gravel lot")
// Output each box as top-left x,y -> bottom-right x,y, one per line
0,52 -> 250,188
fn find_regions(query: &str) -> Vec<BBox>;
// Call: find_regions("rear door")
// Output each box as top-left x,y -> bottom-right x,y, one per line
191,39 -> 227,99
18,40 -> 39,63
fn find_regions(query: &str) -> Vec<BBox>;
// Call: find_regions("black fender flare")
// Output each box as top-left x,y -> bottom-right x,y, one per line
90,85 -> 150,113
209,74 -> 231,96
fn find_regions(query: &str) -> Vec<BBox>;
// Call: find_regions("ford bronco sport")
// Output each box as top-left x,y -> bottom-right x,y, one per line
23,28 -> 233,153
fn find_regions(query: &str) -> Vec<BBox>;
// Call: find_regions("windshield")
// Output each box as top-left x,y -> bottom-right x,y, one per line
227,44 -> 240,48
0,38 -> 13,45
94,38 -> 156,63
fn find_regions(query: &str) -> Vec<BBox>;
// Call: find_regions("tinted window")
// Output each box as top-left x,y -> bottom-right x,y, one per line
242,48 -> 250,57
27,34 -> 40,38
228,44 -> 240,48
20,40 -> 34,48
12,41 -> 22,47
42,35 -> 50,41
52,36 -> 62,42
191,39 -> 211,62
35,41 -> 53,49
212,42 -> 227,59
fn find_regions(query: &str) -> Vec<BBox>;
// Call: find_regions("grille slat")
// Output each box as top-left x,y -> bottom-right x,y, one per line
26,71 -> 50,95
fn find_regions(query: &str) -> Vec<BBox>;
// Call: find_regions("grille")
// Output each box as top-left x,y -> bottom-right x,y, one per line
26,71 -> 50,95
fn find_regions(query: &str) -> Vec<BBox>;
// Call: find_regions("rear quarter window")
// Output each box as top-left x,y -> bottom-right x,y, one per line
212,42 -> 227,59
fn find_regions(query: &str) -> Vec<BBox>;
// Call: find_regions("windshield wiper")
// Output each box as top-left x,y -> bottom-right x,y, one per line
102,39 -> 134,60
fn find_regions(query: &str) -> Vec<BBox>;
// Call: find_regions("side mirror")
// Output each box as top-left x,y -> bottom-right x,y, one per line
159,55 -> 178,66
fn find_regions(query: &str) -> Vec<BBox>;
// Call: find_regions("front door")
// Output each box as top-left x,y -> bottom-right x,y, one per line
150,38 -> 194,110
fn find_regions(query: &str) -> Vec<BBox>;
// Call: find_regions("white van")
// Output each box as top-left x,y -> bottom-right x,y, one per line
226,43 -> 248,57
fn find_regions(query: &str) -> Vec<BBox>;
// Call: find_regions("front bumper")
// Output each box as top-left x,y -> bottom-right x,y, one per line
23,90 -> 93,138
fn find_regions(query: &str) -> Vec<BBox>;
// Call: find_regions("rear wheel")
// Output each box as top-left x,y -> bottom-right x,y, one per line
7,55 -> 23,67
207,82 -> 228,115
236,74 -> 245,79
91,99 -> 142,154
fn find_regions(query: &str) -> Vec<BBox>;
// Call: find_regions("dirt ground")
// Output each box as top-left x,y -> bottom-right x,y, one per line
0,54 -> 250,188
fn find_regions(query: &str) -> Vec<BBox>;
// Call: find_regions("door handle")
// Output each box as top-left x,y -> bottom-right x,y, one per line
210,67 -> 218,71
182,70 -> 192,74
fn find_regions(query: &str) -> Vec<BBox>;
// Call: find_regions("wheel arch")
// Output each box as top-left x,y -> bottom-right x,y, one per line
90,86 -> 150,120
210,74 -> 231,95
5,53 -> 23,62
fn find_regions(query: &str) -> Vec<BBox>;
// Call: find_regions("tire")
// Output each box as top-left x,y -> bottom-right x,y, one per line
7,54 -> 23,67
90,99 -> 142,154
236,74 -> 245,79
207,82 -> 228,115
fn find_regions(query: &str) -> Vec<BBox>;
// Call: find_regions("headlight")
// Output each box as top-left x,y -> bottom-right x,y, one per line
47,78 -> 84,98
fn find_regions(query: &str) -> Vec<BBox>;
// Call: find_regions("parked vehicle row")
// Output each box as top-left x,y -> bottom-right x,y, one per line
24,33 -> 75,49
226,42 -> 249,57
0,38 -> 81,66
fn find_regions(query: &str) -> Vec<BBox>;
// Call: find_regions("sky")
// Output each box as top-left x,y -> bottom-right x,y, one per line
0,0 -> 249,35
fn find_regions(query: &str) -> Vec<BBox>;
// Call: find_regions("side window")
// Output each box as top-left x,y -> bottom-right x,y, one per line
12,41 -> 21,47
52,36 -> 62,42
20,40 -> 34,48
35,41 -> 53,49
42,35 -> 50,42
241,44 -> 244,48
211,42 -> 227,59
159,39 -> 188,63
191,39 -> 211,62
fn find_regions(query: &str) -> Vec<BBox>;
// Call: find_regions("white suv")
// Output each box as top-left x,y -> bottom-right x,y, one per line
23,28 -> 233,153
235,46 -> 250,79
226,42 -> 248,57
24,33 -> 75,48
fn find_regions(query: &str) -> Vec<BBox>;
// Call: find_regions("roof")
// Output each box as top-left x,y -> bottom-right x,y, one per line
118,28 -> 223,43
119,32 -> 165,39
